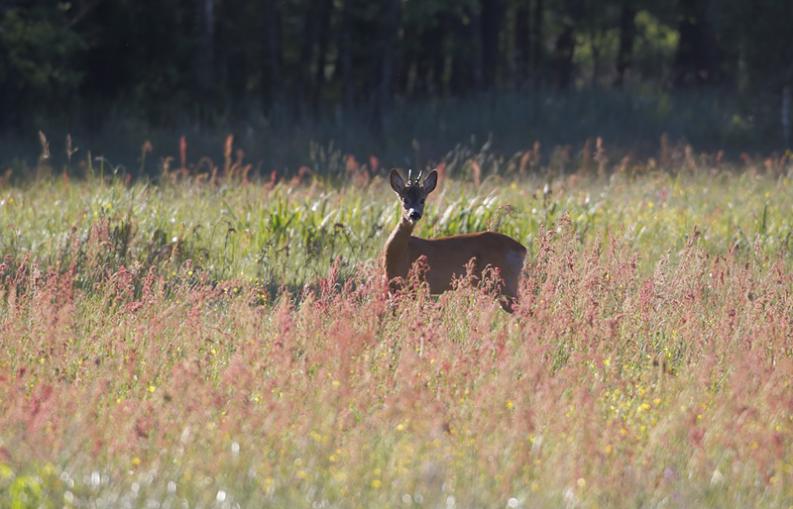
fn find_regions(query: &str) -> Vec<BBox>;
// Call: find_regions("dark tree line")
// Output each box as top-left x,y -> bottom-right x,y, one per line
1,0 -> 792,136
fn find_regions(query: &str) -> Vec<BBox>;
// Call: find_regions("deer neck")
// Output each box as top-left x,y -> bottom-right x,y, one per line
384,218 -> 415,280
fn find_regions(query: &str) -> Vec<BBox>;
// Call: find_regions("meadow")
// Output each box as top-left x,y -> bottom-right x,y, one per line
1,146 -> 793,508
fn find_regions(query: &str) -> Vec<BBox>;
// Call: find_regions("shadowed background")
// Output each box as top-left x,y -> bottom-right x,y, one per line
1,0 -> 792,173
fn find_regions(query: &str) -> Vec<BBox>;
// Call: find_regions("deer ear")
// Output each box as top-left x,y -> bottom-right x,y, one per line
389,169 -> 405,193
422,170 -> 438,194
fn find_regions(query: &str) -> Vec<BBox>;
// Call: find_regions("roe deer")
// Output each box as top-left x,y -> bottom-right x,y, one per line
384,169 -> 526,312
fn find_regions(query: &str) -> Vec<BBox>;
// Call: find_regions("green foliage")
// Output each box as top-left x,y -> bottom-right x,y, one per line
0,0 -> 790,140
0,5 -> 84,122
8,475 -> 43,509
718,0 -> 793,88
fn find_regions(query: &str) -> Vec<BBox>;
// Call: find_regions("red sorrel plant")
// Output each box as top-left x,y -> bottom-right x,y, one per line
1,172 -> 793,507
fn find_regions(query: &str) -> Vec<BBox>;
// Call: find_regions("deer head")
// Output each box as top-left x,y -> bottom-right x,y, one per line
389,169 -> 438,224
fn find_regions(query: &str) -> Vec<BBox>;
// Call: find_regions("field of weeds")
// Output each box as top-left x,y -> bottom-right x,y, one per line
1,154 -> 793,508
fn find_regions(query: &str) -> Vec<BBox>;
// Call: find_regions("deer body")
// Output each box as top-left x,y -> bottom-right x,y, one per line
385,169 -> 526,312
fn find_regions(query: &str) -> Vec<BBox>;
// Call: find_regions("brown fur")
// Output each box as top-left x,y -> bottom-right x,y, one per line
385,170 -> 527,312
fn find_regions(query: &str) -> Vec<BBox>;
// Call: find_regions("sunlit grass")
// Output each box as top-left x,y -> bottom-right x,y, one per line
1,160 -> 793,508
2,168 -> 792,286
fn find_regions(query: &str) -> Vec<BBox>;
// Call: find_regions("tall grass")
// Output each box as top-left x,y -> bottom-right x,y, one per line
1,157 -> 793,507
2,159 -> 793,287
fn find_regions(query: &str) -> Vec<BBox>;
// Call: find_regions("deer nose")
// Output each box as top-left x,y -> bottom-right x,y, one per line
408,209 -> 421,221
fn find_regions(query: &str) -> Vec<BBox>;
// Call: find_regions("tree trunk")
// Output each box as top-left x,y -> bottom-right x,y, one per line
417,24 -> 444,97
514,1 -> 531,88
480,0 -> 504,89
195,0 -> 215,97
470,3 -> 483,91
614,1 -> 636,88
530,0 -> 544,87
374,0 -> 400,132
339,0 -> 354,114
553,20 -> 575,89
673,0 -> 718,87
449,10 -> 474,96
262,0 -> 282,111
311,0 -> 333,114
298,7 -> 317,119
